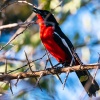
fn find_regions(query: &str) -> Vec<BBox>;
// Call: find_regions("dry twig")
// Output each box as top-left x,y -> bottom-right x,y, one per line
62,70 -> 70,89
0,21 -> 36,30
7,53 -> 46,74
0,63 -> 100,81
5,59 -> 7,74
45,49 -> 63,84
0,0 -> 36,12
92,53 -> 100,84
24,51 -> 43,91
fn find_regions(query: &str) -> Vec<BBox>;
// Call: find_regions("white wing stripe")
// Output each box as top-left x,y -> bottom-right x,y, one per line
54,32 -> 76,64
54,32 -> 73,56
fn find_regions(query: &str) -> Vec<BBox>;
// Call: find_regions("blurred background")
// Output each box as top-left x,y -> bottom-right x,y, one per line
0,0 -> 100,100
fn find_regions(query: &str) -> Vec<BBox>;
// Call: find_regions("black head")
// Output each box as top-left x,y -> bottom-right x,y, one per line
33,8 -> 58,26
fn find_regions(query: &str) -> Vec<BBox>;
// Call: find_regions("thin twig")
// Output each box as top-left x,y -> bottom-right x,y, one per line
45,50 -> 53,68
0,21 -> 36,30
0,23 -> 32,51
62,70 -> 70,90
7,53 -> 46,74
45,49 -> 63,84
9,81 -> 13,94
24,51 -> 33,73
0,56 -> 27,63
14,74 -> 21,86
24,51 -> 43,91
98,53 -> 100,63
92,53 -> 100,84
62,56 -> 74,89
44,59 -> 49,69
34,73 -> 44,88
5,59 -> 7,74
0,0 -> 36,12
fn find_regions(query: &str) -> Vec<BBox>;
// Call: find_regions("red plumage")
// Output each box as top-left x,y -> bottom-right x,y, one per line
37,14 -> 71,63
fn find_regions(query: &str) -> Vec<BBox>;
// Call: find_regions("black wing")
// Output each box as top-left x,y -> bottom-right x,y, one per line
55,25 -> 74,50
53,32 -> 73,59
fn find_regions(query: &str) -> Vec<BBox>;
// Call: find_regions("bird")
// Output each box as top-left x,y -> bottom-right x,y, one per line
33,7 -> 99,96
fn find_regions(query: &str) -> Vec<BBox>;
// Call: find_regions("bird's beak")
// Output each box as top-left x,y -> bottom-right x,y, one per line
33,7 -> 41,14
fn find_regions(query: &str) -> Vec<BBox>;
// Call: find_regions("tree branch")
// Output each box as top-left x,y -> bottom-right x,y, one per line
0,21 -> 36,30
0,63 -> 100,81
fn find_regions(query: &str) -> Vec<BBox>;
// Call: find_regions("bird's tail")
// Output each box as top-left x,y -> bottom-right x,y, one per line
71,50 -> 99,96
76,70 -> 99,96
